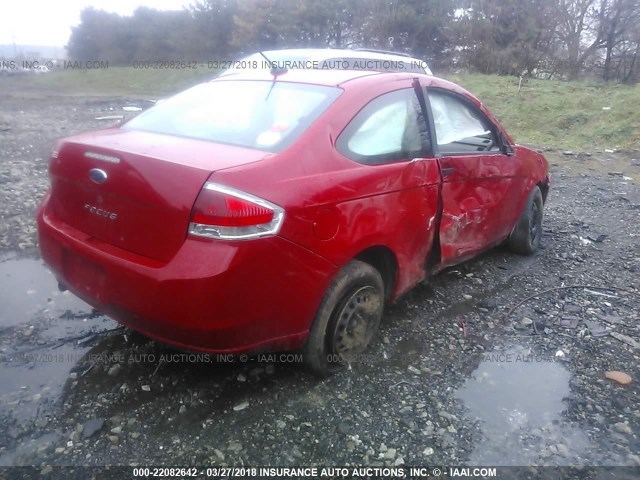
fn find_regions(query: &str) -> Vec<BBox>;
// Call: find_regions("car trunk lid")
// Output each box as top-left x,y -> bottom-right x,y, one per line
49,129 -> 269,262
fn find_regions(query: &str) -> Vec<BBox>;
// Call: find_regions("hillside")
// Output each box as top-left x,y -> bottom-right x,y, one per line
449,74 -> 640,151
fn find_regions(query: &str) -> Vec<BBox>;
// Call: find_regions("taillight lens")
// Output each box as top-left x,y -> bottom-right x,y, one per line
189,182 -> 284,240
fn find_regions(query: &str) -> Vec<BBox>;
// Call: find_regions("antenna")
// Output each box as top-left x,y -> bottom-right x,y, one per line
258,51 -> 288,76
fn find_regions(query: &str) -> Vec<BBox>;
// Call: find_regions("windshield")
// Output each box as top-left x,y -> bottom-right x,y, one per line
124,80 -> 341,152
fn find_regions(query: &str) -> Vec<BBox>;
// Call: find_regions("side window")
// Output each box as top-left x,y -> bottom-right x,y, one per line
337,89 -> 428,165
428,90 -> 499,154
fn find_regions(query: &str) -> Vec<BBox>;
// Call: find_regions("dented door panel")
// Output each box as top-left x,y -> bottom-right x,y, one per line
437,153 -> 525,266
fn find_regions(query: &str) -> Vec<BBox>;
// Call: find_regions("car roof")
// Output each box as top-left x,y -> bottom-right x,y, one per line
215,68 -> 382,86
258,48 -> 421,63
212,69 -> 467,96
221,48 -> 433,76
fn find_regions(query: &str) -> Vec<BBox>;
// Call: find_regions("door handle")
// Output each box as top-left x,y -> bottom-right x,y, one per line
441,167 -> 456,176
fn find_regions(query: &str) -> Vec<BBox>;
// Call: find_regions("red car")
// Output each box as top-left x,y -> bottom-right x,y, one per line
37,69 -> 549,375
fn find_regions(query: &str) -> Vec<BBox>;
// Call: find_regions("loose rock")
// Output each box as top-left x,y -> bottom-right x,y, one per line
82,419 -> 105,439
605,371 -> 632,385
613,423 -> 632,434
233,401 -> 249,411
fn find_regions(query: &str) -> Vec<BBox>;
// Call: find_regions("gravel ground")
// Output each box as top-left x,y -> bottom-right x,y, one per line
0,92 -> 639,479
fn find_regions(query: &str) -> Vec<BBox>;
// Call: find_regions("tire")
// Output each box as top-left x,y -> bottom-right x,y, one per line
303,260 -> 384,376
508,186 -> 544,255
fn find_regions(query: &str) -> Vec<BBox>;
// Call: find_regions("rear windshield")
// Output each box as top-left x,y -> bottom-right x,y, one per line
124,81 -> 341,152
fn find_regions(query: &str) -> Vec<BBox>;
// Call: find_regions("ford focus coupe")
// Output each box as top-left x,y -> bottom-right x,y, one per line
37,69 -> 549,375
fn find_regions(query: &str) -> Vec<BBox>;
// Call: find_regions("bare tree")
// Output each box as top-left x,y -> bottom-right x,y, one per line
598,0 -> 640,81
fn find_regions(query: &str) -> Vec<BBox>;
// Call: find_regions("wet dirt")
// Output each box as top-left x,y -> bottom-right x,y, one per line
0,86 -> 639,476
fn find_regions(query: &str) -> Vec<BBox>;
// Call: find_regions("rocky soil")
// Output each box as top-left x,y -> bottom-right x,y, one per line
0,92 -> 639,479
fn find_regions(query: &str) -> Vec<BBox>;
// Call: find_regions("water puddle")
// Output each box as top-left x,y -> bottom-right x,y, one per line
0,253 -> 92,327
0,431 -> 62,466
456,345 -> 594,465
0,253 -> 117,423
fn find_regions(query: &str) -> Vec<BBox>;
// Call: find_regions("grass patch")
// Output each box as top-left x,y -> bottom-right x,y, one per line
446,73 -> 640,151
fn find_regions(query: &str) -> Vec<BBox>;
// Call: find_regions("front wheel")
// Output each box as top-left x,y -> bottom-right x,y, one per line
303,260 -> 384,376
507,186 -> 544,255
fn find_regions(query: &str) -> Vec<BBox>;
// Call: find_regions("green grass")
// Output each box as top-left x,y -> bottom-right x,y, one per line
3,68 -> 639,150
1,66 -> 213,97
445,73 -> 640,151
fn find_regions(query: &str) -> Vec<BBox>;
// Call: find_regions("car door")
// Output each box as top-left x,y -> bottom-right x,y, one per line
333,86 -> 442,294
426,88 -> 523,266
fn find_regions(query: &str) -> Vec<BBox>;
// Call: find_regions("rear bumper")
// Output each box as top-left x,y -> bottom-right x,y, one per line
37,195 -> 337,354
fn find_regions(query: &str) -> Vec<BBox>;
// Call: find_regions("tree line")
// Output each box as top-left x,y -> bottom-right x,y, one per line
67,0 -> 640,83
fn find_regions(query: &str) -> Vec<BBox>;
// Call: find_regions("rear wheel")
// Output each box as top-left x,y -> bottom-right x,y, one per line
508,186 -> 544,255
303,260 -> 384,376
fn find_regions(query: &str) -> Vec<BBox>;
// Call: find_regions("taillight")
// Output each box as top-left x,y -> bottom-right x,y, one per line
188,182 -> 284,240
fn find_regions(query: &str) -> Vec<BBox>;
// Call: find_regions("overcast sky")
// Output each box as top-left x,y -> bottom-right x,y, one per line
0,0 -> 191,47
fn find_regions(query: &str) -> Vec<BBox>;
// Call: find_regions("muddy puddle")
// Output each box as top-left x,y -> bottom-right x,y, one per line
456,345 -> 594,466
0,253 -> 117,423
0,253 -> 94,327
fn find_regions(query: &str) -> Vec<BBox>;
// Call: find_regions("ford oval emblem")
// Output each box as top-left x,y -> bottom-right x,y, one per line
89,168 -> 108,184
